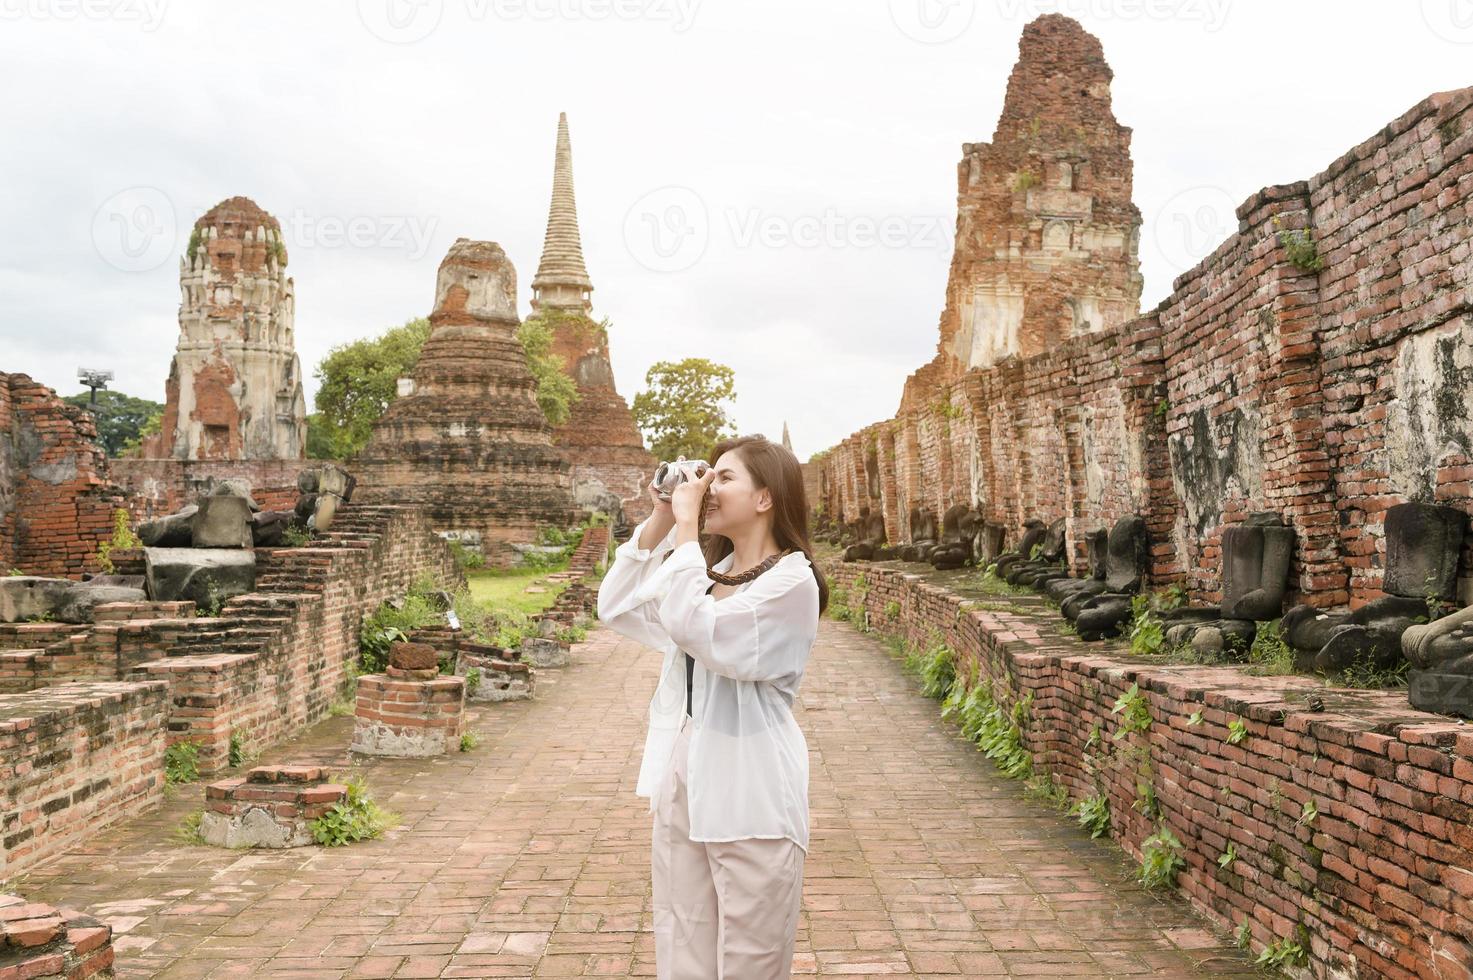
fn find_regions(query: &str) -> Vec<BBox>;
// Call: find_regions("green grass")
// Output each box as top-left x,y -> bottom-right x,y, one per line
466,568 -> 569,617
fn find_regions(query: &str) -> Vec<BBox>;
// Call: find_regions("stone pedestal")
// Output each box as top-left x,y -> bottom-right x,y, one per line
200,765 -> 347,848
457,650 -> 534,702
0,894 -> 114,979
519,636 -> 569,669
352,642 -> 465,756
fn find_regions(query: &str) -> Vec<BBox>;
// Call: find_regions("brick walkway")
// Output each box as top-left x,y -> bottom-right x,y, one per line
20,621 -> 1255,978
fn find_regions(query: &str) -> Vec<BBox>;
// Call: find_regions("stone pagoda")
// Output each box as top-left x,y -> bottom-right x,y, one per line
143,197 -> 307,459
530,112 -> 656,527
353,239 -> 577,565
932,14 -> 1143,376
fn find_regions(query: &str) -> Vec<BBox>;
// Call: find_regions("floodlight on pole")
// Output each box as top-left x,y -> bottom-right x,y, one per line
77,367 -> 114,404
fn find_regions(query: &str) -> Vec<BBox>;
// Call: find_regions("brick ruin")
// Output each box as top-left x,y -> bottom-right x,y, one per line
939,14 -> 1143,371
0,373 -> 129,578
1,494 -> 459,879
532,113 -> 656,528
142,197 -> 307,461
829,562 -> 1473,979
815,16 -> 1473,613
354,239 -> 579,565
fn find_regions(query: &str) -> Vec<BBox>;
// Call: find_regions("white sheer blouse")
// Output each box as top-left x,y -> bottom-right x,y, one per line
595,515 -> 820,852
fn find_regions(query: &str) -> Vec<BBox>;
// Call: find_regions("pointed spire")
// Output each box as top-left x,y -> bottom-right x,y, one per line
531,112 -> 594,312
782,421 -> 792,453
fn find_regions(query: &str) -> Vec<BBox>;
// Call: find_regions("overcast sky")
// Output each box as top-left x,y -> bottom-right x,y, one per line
2,1 -> 1468,460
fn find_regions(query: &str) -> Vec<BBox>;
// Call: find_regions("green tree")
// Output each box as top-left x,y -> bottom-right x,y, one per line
631,358 -> 738,462
516,311 -> 582,427
62,390 -> 164,457
312,317 -> 431,458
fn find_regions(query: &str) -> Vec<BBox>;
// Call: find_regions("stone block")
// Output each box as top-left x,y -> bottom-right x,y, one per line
144,547 -> 257,609
138,504 -> 198,547
389,642 -> 439,671
0,577 -> 74,623
191,494 -> 254,549
209,478 -> 261,511
53,583 -> 148,624
520,636 -> 569,668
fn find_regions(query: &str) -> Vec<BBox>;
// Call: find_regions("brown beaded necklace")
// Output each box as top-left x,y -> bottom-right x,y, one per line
707,548 -> 796,586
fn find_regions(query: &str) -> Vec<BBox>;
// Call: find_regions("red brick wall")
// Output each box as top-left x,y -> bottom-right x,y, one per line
0,374 -> 129,578
0,680 -> 168,879
816,88 -> 1473,608
830,561 -> 1473,979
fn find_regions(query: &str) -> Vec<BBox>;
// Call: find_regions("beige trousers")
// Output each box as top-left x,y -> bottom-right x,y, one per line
651,715 -> 805,980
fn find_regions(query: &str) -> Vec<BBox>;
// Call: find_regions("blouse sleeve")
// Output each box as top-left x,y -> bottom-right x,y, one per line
650,541 -> 819,682
595,515 -> 679,650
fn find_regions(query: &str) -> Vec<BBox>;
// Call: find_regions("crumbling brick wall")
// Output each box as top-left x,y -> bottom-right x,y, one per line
0,374 -> 129,578
831,560 -> 1473,980
817,87 -> 1473,607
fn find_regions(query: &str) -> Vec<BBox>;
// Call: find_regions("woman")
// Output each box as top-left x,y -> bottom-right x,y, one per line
596,433 -> 828,980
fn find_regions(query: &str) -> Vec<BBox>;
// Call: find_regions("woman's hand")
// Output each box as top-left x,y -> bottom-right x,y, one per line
670,465 -> 715,529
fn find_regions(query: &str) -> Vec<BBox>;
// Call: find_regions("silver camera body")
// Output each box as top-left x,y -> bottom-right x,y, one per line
651,457 -> 710,501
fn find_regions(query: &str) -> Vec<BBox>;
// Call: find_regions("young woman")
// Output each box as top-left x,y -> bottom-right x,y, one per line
596,433 -> 828,980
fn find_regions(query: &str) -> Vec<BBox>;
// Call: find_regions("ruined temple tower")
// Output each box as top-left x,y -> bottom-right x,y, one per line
530,113 -> 656,525
143,197 -> 307,459
353,239 -> 578,565
932,14 -> 1143,376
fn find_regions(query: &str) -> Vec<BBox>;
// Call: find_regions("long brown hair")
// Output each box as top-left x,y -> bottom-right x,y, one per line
699,433 -> 829,614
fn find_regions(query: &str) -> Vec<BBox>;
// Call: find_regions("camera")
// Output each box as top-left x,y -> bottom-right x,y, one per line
651,456 -> 710,501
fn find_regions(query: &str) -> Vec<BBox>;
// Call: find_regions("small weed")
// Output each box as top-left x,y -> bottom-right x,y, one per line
95,507 -> 141,575
1070,793 -> 1111,839
1111,683 -> 1152,739
309,775 -> 397,846
1273,217 -> 1324,273
464,666 -> 482,698
1138,824 -> 1186,890
1154,397 -> 1169,421
1227,719 -> 1248,745
884,600 -> 901,619
1246,619 -> 1294,676
1218,841 -> 1238,871
1187,710 -> 1203,726
1235,920 -> 1252,949
1299,798 -> 1319,826
919,643 -> 957,700
459,731 -> 479,752
228,731 -> 248,769
1256,926 -> 1310,969
165,741 -> 200,784
1024,773 -> 1069,810
174,810 -> 205,845
281,524 -> 314,548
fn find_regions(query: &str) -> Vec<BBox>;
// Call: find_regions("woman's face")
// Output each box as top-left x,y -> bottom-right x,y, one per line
702,450 -> 769,536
